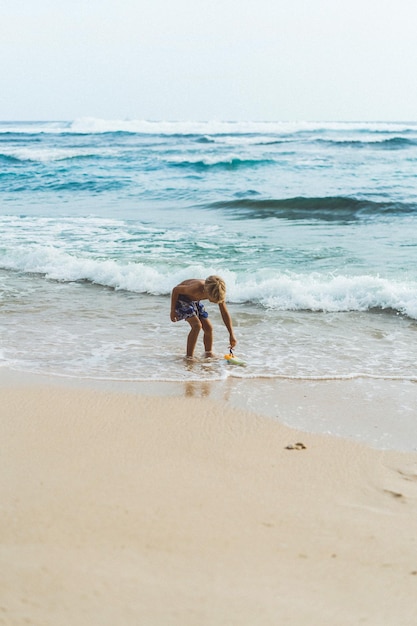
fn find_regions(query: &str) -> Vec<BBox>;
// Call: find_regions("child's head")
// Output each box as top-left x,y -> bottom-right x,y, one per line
205,275 -> 226,303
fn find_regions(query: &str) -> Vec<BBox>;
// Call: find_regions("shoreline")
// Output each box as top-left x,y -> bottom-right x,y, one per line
2,369 -> 417,624
2,367 -> 417,452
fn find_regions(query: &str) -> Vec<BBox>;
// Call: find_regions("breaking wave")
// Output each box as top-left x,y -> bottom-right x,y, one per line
207,196 -> 417,220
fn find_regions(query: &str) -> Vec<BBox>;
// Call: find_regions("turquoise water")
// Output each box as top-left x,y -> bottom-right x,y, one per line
1,119 -> 417,383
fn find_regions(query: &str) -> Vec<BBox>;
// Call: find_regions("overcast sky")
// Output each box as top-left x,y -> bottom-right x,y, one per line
2,0 -> 417,122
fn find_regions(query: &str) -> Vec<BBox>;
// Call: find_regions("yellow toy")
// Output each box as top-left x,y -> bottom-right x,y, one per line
224,348 -> 246,366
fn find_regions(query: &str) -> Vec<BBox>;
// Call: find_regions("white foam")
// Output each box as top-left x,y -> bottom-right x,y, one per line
0,121 -> 69,134
233,273 -> 417,318
2,240 -> 417,319
0,146 -> 118,163
164,153 -> 265,166
67,118 -> 417,136
1,119 -> 417,137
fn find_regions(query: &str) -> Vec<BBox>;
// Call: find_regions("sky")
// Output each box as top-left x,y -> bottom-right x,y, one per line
2,0 -> 417,122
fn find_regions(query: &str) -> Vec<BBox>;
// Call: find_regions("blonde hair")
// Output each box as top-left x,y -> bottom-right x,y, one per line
205,275 -> 226,303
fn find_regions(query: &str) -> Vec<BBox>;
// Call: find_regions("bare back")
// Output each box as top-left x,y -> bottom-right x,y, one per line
172,279 -> 206,301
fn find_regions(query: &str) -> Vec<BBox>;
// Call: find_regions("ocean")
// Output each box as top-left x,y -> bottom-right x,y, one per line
1,119 -> 417,447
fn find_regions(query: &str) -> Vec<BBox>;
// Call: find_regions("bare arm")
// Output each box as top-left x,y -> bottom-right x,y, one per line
218,302 -> 237,348
170,285 -> 181,322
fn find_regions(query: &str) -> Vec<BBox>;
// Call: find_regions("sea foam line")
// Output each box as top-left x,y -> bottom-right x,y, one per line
2,119 -> 417,136
0,146 -> 119,163
67,119 -> 417,136
2,364 -> 417,385
1,245 -> 417,319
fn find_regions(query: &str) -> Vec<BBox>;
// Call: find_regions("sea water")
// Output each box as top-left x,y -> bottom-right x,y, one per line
1,119 -> 417,447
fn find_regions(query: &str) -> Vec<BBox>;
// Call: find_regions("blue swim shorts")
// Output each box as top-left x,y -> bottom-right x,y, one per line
175,295 -> 209,321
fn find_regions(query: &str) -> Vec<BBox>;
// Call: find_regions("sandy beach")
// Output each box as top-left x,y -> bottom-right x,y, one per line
1,372 -> 417,626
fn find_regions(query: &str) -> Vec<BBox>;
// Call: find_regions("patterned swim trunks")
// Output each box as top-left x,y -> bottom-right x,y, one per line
175,295 -> 209,321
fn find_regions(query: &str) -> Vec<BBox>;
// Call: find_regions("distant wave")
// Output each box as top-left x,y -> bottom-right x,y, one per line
0,153 -> 23,164
66,119 -> 417,137
166,155 -> 275,170
0,147 -> 117,163
318,137 -> 416,149
46,180 -> 126,192
2,119 -> 417,136
1,247 -> 417,320
195,135 -> 289,146
207,196 -> 417,220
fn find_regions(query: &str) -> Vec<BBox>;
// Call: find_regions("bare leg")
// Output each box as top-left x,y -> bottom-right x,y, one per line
201,317 -> 214,357
186,316 -> 202,357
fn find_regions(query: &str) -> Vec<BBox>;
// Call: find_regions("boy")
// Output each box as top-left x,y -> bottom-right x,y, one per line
170,275 -> 237,359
